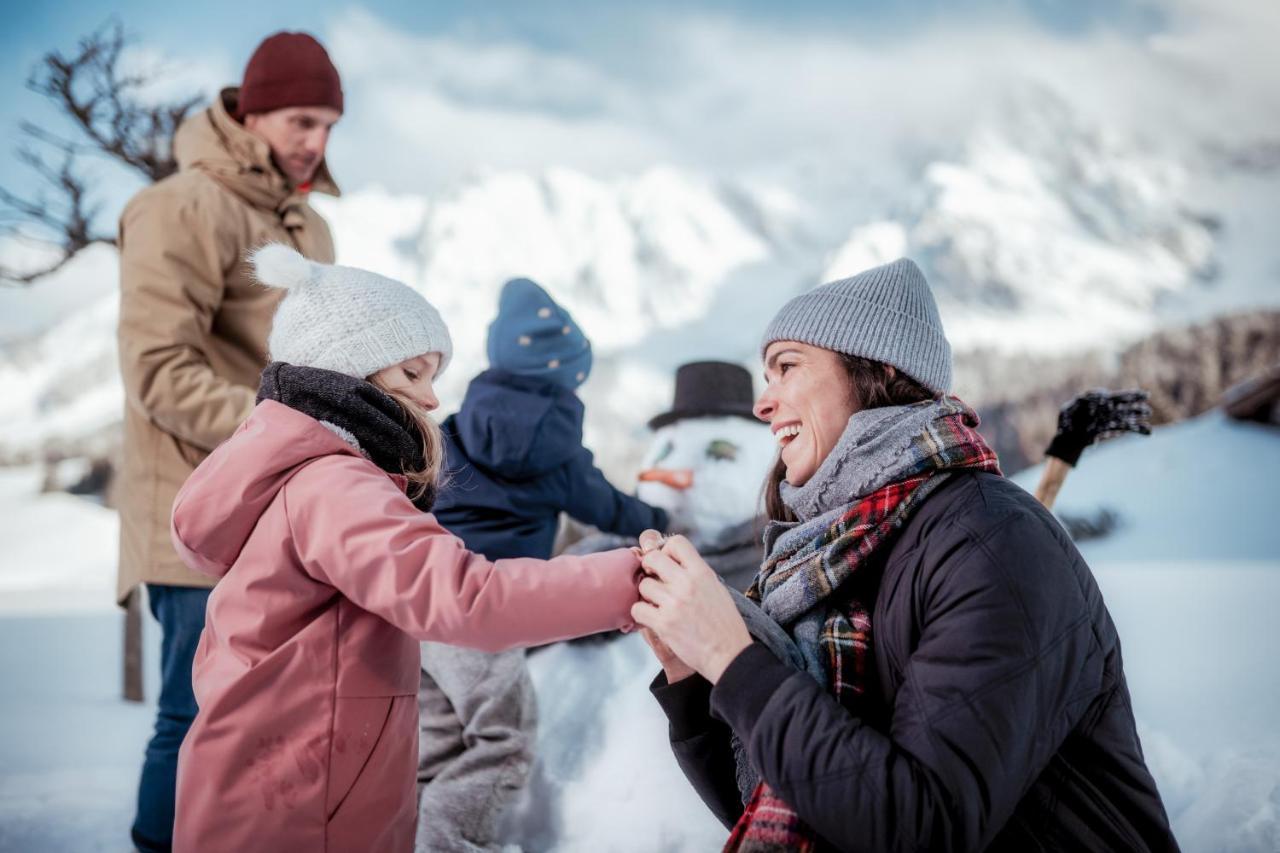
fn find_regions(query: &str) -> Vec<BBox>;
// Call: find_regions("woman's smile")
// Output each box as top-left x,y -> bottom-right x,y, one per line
755,342 -> 860,486
773,422 -> 802,448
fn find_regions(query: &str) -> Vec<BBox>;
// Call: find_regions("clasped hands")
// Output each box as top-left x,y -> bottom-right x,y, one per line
630,530 -> 752,685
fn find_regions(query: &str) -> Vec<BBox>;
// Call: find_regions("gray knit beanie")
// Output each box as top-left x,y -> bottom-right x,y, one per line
761,257 -> 951,394
252,244 -> 453,379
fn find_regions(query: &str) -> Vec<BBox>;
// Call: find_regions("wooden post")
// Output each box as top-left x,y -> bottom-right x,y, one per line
123,587 -> 144,703
1033,457 -> 1073,511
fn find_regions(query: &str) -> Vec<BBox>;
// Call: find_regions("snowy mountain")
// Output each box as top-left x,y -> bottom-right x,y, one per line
0,165 -> 794,471
2,91 -> 1278,478
822,91 -> 1231,355
310,166 -> 790,418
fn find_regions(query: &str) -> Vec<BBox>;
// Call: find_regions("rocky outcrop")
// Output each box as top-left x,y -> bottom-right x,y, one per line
965,310 -> 1280,472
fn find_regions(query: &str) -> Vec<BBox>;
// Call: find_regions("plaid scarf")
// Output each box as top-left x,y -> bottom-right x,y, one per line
725,398 -> 1000,852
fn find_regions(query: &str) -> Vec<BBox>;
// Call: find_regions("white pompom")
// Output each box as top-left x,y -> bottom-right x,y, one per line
250,243 -> 315,290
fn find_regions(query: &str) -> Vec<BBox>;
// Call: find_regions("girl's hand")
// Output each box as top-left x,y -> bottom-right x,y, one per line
637,529 -> 666,556
631,530 -> 666,569
631,535 -> 752,684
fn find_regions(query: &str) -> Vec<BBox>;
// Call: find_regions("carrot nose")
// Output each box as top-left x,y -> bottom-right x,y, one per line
638,468 -> 694,490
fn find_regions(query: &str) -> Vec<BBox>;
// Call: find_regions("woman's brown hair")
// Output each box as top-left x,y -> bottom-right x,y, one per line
762,353 -> 937,523
368,376 -> 448,503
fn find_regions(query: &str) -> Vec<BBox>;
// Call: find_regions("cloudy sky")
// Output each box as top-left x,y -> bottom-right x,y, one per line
2,0 -> 1276,225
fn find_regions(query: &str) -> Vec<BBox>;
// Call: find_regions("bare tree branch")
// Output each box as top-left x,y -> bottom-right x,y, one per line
17,122 -> 95,156
0,17 -> 203,286
24,19 -> 203,182
0,143 -> 117,284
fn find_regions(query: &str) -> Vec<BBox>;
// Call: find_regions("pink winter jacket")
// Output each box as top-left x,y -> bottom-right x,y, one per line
169,400 -> 642,852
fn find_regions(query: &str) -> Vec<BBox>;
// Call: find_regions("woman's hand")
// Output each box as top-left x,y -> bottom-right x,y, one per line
639,627 -> 696,683
632,535 -> 753,684
635,530 -> 697,681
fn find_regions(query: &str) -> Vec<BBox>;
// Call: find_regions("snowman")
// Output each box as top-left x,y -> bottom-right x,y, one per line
554,359 -> 776,588
501,361 -> 777,851
634,360 -> 777,590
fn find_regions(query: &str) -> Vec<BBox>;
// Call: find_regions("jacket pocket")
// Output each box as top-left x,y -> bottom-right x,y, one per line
325,695 -> 418,851
326,695 -> 394,818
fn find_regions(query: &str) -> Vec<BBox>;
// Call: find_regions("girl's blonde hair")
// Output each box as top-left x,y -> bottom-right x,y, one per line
368,375 -> 447,502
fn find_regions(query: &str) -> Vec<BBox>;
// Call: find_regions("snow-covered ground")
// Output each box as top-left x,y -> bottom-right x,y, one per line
0,612 -> 158,852
0,410 -> 1277,851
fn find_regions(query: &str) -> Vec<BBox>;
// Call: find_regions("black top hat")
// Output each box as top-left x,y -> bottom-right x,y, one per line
648,361 -> 759,430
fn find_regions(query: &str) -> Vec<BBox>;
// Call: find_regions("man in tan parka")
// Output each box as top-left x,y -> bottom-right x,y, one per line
116,32 -> 341,852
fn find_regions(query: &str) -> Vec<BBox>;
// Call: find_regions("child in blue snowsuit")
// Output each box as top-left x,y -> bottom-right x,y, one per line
414,277 -> 669,852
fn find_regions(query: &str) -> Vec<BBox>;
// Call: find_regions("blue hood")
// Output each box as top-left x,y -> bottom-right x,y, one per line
448,369 -> 585,480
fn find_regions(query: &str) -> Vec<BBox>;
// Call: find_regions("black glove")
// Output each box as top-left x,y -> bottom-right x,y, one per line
1045,389 -> 1152,466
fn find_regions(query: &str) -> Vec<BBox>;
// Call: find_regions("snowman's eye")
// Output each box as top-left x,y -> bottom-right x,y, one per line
654,441 -> 675,465
706,439 -> 739,462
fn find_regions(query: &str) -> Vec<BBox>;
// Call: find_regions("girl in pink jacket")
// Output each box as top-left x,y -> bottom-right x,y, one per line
169,245 -> 643,852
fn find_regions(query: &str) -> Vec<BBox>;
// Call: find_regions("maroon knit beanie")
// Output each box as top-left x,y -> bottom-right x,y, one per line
237,32 -> 343,118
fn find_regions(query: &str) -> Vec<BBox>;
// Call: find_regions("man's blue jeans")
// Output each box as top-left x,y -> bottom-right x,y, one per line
131,584 -> 211,853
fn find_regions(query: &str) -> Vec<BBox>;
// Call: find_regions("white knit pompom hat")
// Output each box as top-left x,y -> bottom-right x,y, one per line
251,244 -> 452,379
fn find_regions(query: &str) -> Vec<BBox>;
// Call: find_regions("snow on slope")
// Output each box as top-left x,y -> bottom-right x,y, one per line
0,242 -> 119,346
0,467 -> 118,612
1018,411 -> 1279,564
0,290 -> 121,464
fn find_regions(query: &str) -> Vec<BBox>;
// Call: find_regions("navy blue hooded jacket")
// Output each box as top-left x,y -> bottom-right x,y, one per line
433,369 -> 669,561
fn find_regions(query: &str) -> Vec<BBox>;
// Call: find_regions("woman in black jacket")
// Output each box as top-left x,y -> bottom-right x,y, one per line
631,258 -> 1179,852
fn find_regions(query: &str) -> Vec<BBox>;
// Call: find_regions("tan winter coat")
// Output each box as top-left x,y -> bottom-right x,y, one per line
115,87 -> 337,604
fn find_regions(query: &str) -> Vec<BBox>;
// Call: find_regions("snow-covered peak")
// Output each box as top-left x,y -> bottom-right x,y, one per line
821,91 -> 1223,355
312,166 -> 790,415
5,93 -> 1279,474
390,167 -> 768,364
